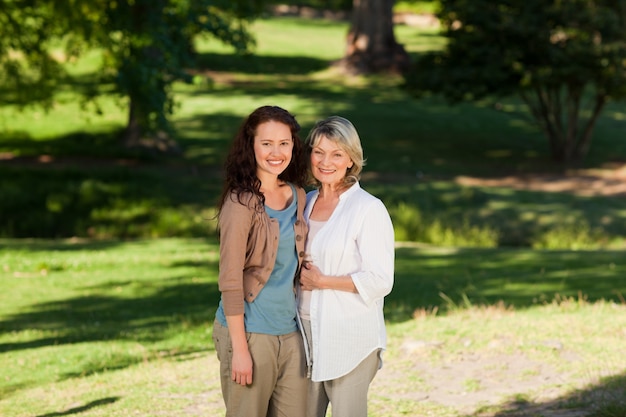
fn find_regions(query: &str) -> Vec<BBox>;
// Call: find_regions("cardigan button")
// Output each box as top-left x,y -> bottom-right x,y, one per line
299,251 -> 305,258
295,235 -> 303,241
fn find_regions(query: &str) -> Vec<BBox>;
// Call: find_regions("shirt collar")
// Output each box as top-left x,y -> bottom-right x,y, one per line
338,181 -> 360,201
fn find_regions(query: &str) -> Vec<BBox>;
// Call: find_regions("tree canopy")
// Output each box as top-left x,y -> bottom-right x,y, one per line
0,0 -> 264,149
403,0 -> 626,162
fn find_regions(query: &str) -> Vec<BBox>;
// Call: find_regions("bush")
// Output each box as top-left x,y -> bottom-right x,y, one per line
390,202 -> 499,248
531,219 -> 608,250
0,167 -> 218,239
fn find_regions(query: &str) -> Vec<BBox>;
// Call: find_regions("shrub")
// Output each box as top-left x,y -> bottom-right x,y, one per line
390,202 -> 500,248
531,219 -> 608,250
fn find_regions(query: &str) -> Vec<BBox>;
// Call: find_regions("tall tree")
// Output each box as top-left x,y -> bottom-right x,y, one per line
0,0 -> 263,150
337,0 -> 410,74
403,0 -> 626,163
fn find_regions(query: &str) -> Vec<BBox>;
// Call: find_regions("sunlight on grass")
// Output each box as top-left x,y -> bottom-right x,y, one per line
1,239 -> 626,416
1,8 -> 626,415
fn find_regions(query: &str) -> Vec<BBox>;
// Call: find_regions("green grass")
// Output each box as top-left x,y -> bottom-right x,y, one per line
395,0 -> 441,14
2,11 -> 626,417
2,16 -> 626,245
1,239 -> 625,416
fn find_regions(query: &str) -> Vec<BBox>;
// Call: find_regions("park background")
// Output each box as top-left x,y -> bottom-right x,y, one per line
1,1 -> 626,416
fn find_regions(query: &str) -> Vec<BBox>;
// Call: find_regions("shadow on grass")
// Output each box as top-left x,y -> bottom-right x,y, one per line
195,52 -> 331,74
470,372 -> 626,416
0,269 -> 221,378
0,161 -> 220,238
386,246 -> 626,322
366,179 -> 626,248
0,273 -> 220,347
0,129 -> 173,161
34,397 -> 120,417
0,238 -> 222,396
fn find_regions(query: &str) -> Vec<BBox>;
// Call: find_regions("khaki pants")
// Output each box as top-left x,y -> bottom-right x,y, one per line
213,321 -> 307,417
302,319 -> 380,417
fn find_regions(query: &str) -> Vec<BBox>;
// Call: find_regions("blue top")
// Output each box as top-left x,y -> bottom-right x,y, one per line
216,184 -> 299,335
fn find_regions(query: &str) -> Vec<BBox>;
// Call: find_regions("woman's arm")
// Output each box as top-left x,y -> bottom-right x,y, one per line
218,196 -> 254,385
218,196 -> 253,315
350,199 -> 395,304
300,263 -> 357,292
225,314 -> 253,386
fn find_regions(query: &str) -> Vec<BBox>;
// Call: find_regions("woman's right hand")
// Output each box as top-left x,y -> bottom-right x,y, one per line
231,348 -> 253,386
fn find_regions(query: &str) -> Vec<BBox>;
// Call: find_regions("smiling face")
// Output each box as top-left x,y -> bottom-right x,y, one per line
253,120 -> 294,180
309,135 -> 354,187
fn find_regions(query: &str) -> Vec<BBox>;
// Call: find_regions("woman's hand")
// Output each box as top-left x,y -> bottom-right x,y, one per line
231,348 -> 253,386
300,262 -> 324,291
300,262 -> 358,293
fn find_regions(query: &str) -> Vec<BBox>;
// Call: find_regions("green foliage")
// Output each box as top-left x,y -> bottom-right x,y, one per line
371,179 -> 626,249
403,0 -> 626,162
390,202 -> 500,248
531,218 -> 609,250
0,2 -> 67,108
395,0 -> 441,14
273,0 -> 353,11
1,16 -> 626,245
0,166 -> 218,238
0,0 -> 266,138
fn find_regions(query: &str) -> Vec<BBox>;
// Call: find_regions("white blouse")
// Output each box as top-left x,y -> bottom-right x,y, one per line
304,182 -> 395,382
298,219 -> 325,321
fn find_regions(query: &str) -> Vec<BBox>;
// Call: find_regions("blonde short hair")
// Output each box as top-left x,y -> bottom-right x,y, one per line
305,116 -> 366,189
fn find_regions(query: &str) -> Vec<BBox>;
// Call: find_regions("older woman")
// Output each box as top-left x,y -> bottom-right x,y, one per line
298,115 -> 395,417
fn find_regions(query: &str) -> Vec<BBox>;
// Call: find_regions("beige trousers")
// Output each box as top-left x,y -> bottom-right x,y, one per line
302,319 -> 381,417
213,320 -> 307,417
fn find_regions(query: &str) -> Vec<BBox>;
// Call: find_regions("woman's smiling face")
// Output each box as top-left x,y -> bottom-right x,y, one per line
253,120 -> 293,179
310,136 -> 353,187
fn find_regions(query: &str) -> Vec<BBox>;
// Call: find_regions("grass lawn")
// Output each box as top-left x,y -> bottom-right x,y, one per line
1,16 -> 626,247
1,11 -> 626,417
1,238 -> 625,416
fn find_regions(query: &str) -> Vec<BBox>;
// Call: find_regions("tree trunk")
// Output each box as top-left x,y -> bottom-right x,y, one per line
573,94 -> 606,160
337,0 -> 410,74
120,98 -> 143,148
520,87 -> 605,164
120,97 -> 180,154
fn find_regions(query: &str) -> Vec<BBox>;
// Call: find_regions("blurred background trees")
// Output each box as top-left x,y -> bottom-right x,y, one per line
2,0 -> 626,243
403,0 -> 626,162
0,0 -> 264,150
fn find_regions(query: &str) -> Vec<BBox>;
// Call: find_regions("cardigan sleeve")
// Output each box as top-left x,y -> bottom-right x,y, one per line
218,194 -> 254,316
350,198 -> 395,307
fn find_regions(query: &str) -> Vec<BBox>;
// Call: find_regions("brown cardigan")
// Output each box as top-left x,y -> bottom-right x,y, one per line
217,186 -> 307,316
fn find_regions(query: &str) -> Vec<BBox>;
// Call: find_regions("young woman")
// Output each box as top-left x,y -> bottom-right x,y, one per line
299,115 -> 395,417
213,105 -> 309,417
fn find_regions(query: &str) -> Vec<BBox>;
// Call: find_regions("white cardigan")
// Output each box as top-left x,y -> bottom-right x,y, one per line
305,182 -> 395,382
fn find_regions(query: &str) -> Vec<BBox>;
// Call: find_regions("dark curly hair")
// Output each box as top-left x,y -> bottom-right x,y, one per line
217,105 -> 307,213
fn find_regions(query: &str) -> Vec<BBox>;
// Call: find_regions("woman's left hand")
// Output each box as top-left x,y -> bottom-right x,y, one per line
300,262 -> 323,291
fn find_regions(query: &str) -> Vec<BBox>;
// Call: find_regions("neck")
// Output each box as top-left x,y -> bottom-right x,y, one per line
319,182 -> 343,199
258,171 -> 281,192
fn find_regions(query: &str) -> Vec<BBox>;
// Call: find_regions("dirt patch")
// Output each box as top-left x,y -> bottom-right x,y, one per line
456,164 -> 626,197
373,343 -> 588,416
